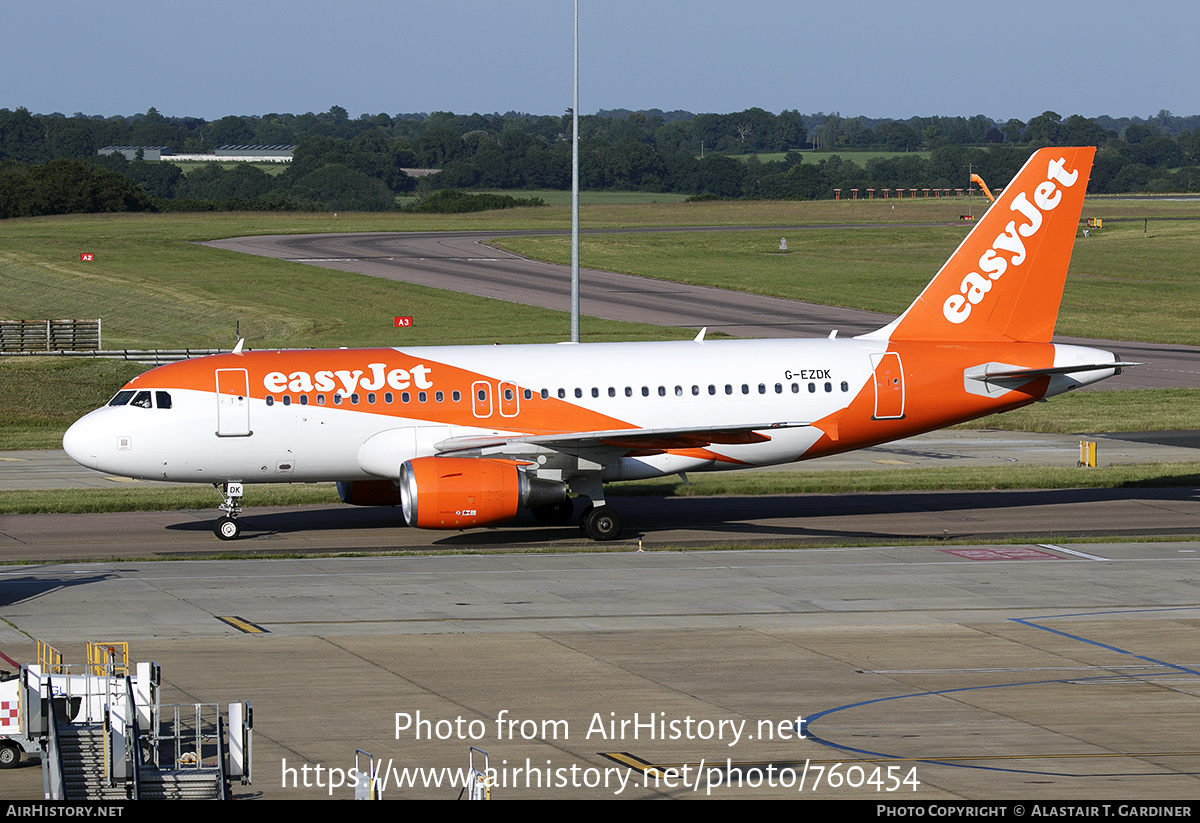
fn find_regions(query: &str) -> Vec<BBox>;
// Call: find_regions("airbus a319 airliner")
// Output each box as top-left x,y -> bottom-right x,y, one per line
64,146 -> 1131,541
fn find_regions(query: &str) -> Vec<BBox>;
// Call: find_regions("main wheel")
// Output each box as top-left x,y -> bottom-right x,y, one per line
532,498 -> 574,526
214,516 -> 241,540
0,742 -> 20,769
583,505 -> 622,541
577,503 -> 594,533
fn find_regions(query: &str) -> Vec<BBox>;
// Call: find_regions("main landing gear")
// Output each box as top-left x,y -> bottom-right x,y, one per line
530,496 -> 622,540
213,481 -> 244,540
578,503 -> 623,541
568,476 -> 624,541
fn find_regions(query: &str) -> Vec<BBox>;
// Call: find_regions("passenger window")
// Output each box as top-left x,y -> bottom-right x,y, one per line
841,382 -> 849,392
402,392 -> 411,403
282,395 -> 292,406
385,392 -> 393,403
418,391 -> 427,403
300,395 -> 309,406
266,395 -> 275,407
453,391 -> 462,402
317,394 -> 326,405
436,391 -> 445,402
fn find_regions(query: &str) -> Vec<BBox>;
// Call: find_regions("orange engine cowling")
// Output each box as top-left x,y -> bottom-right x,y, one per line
400,457 -> 566,529
337,480 -> 403,506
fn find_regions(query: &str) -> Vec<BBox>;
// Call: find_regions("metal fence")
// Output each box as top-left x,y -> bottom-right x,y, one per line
0,319 -> 101,352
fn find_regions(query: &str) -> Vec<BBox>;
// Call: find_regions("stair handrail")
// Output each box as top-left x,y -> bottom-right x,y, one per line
42,683 -> 65,800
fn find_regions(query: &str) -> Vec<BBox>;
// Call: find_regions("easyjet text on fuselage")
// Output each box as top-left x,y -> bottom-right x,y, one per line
263,362 -> 434,396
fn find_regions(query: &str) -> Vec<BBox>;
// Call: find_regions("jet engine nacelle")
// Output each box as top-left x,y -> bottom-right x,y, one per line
336,480 -> 403,506
400,457 -> 567,530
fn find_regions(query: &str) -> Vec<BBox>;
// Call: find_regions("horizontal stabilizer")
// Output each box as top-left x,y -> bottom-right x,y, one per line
965,362 -> 1139,382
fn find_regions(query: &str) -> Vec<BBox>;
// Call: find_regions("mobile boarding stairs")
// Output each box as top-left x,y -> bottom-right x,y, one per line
4,642 -> 252,800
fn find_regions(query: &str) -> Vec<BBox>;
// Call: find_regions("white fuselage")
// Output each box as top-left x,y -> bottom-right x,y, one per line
63,336 -> 1117,488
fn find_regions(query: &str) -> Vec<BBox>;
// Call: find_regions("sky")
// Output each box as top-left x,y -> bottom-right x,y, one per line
5,0 -> 1199,123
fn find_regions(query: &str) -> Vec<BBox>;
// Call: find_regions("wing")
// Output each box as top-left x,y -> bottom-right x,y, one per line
434,421 -> 812,456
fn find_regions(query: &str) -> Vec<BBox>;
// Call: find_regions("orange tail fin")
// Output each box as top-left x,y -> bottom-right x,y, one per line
867,146 -> 1095,344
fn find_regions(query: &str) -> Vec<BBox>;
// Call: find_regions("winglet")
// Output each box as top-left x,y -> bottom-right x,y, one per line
865,147 -> 1095,344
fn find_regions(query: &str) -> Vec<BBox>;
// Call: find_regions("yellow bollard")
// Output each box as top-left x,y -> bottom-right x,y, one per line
1079,440 -> 1096,467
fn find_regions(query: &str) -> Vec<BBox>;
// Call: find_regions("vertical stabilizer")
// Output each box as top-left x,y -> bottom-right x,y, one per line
866,146 -> 1095,344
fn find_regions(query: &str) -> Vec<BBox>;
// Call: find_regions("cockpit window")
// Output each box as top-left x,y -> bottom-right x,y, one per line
130,391 -> 153,409
155,391 -> 172,409
108,390 -> 135,407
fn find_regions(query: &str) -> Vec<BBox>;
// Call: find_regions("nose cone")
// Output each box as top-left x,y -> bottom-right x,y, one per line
63,412 -> 100,469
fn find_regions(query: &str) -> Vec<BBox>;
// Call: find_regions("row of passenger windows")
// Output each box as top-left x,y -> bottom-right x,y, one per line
265,390 -> 462,407
108,390 -> 172,409
547,382 -> 850,399
263,381 -> 850,407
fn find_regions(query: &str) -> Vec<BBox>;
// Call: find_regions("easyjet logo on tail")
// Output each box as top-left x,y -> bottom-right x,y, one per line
942,157 -> 1080,325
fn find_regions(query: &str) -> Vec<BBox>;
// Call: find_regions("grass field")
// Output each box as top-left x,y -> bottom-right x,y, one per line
2,200 -> 1198,453
492,207 -> 1200,345
0,358 -> 147,449
0,211 -> 698,351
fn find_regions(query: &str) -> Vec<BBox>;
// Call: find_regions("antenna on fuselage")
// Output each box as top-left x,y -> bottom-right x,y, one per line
232,338 -> 245,354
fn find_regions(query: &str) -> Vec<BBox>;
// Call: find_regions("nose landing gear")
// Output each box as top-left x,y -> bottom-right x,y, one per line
213,481 -> 244,540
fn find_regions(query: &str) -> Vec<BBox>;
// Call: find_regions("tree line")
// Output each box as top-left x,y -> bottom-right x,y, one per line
2,105 -> 1200,215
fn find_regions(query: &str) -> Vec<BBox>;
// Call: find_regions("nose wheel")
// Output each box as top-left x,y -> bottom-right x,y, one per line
213,481 -> 244,540
214,516 -> 241,540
